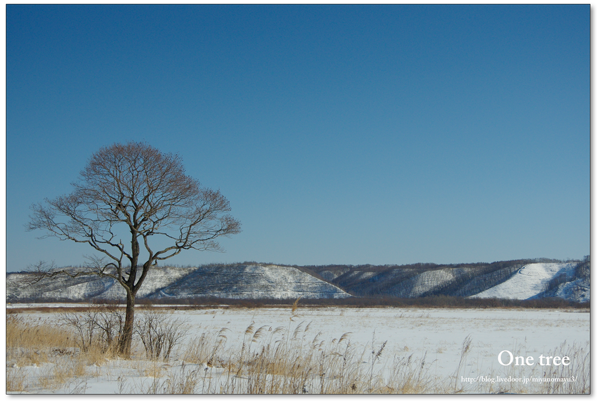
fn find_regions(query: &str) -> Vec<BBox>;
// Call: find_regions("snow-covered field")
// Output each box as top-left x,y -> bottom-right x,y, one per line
7,306 -> 590,394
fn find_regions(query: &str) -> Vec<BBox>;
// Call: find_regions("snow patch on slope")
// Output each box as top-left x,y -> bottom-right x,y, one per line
554,279 -> 590,302
471,262 -> 578,300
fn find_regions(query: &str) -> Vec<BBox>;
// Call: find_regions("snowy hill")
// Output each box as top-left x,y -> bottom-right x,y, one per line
302,261 -> 529,298
6,267 -> 197,301
302,260 -> 589,302
7,260 -> 588,303
470,262 -> 586,301
150,264 -> 350,300
7,264 -> 350,301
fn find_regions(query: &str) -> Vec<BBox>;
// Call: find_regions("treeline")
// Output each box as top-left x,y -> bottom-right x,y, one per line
575,257 -> 591,279
423,262 -> 525,297
141,295 -> 590,309
12,293 -> 589,310
12,295 -> 588,310
538,257 -> 591,297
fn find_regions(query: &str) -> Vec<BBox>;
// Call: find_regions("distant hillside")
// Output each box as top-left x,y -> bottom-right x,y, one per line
299,259 -> 589,302
470,262 -> 586,301
7,267 -> 197,301
148,264 -> 350,300
530,260 -> 590,303
7,264 -> 351,302
299,260 -> 533,297
7,259 -> 589,303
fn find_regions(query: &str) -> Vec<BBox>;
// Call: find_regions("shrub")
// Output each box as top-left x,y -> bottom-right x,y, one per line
135,311 -> 187,361
57,305 -> 123,354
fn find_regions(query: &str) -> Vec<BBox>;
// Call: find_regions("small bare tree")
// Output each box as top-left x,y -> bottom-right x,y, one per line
27,142 -> 241,356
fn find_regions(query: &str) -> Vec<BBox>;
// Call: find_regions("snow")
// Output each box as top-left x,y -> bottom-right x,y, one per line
555,278 -> 590,302
471,262 -> 578,300
7,306 -> 590,394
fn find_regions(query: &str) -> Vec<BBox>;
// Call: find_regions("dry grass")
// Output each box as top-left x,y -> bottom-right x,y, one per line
291,297 -> 300,314
6,367 -> 28,392
534,342 -> 590,394
453,335 -> 472,392
6,312 -> 119,392
35,359 -> 87,390
179,319 -> 437,394
7,314 -> 73,366
140,360 -> 168,379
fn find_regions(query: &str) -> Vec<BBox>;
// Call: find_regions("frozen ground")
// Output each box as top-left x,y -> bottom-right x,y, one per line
7,306 -> 590,394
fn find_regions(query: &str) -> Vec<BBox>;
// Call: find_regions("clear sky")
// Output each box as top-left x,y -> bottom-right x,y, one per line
6,4 -> 590,272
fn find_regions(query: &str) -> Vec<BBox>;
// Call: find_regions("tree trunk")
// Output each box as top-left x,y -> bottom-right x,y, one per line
118,290 -> 136,357
118,234 -> 140,357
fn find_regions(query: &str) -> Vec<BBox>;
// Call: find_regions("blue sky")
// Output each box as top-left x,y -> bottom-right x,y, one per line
6,4 -> 590,272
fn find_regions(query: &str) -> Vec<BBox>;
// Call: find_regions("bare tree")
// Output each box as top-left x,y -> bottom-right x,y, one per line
27,142 -> 241,355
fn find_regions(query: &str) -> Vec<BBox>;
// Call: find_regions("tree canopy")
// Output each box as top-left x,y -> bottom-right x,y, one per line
28,142 -> 241,354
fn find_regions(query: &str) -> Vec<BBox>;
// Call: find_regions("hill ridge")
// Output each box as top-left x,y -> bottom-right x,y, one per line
7,259 -> 589,302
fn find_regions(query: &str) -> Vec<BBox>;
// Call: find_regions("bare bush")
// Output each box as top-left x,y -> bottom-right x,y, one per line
135,311 -> 187,361
57,305 -> 123,354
